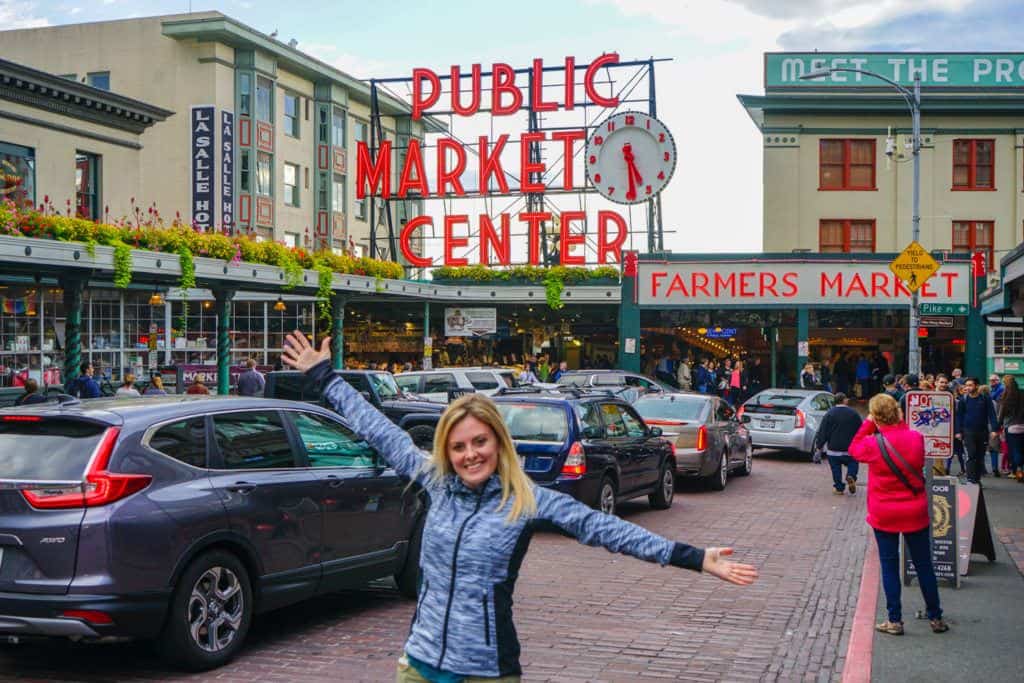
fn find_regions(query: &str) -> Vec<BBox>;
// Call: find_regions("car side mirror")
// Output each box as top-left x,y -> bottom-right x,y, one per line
648,426 -> 663,437
741,415 -> 751,424
582,425 -> 604,439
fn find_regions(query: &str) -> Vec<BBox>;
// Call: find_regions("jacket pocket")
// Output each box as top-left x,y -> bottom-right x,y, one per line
482,593 -> 491,646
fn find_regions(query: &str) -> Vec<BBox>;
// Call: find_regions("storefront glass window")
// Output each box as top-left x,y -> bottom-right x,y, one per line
0,142 -> 36,209
994,329 -> 1023,355
75,151 -> 100,220
267,301 -> 314,364
0,287 -> 41,388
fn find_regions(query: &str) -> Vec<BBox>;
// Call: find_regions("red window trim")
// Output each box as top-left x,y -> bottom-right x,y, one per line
818,139 -> 876,191
952,220 -> 995,272
951,138 -> 995,191
818,219 -> 877,253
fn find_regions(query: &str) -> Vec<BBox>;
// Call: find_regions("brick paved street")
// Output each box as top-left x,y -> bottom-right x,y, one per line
0,453 -> 870,682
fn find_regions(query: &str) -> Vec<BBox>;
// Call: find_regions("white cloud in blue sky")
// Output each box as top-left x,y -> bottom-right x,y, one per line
3,0 -> 1022,255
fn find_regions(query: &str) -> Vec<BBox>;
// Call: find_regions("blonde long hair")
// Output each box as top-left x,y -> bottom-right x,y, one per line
429,393 -> 537,522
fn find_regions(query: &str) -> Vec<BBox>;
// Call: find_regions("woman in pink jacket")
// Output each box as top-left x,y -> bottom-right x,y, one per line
849,393 -> 949,635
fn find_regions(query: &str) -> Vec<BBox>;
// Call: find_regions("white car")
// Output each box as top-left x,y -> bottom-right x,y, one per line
394,367 -> 519,403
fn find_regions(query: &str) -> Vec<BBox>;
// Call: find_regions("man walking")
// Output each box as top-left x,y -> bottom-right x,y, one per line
813,393 -> 864,495
955,378 -> 999,484
236,358 -> 266,397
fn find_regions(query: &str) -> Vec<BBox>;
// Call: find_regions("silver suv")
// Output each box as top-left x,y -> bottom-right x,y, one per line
394,368 -> 518,403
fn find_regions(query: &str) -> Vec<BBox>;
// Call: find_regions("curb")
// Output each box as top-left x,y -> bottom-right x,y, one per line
842,534 -> 879,683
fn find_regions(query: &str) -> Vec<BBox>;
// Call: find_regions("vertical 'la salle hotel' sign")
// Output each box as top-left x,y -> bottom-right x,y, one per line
191,105 -> 235,231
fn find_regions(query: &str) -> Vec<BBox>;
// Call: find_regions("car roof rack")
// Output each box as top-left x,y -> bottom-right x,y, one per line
494,386 -> 550,396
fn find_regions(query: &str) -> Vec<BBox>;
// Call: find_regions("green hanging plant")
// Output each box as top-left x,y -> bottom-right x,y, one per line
374,274 -> 385,293
177,246 -> 196,334
112,242 -> 132,288
281,253 -> 303,290
315,263 -> 333,324
544,272 -> 565,310
84,239 -> 97,258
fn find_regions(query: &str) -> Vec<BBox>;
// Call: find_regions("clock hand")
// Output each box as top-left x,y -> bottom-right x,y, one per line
623,143 -> 643,200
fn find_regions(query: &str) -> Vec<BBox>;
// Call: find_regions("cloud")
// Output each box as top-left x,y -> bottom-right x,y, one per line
0,0 -> 49,28
301,42 -> 410,80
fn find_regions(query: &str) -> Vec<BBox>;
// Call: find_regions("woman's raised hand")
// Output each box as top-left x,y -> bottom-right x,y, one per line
702,547 -> 759,586
282,330 -> 331,373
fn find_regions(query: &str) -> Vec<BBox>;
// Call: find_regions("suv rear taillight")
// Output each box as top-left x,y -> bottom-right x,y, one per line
696,425 -> 707,452
21,427 -> 152,509
794,409 -> 806,429
561,441 -> 586,477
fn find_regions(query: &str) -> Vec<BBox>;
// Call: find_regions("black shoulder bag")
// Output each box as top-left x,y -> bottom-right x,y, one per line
875,433 -> 924,495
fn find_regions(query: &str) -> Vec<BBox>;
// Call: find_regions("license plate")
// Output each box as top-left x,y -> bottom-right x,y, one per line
758,419 -> 777,430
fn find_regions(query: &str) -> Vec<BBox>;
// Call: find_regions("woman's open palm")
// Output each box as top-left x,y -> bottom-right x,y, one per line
702,547 -> 758,586
282,330 -> 330,373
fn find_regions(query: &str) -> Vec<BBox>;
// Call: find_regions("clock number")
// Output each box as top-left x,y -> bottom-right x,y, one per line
607,186 -> 615,195
645,185 -> 652,195
594,173 -> 602,183
594,135 -> 603,146
607,121 -> 615,132
625,115 -> 635,125
657,171 -> 665,180
663,152 -> 670,162
589,155 -> 596,164
658,132 -> 666,143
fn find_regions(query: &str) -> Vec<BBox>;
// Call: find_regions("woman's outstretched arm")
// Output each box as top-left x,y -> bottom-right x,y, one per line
282,331 -> 429,484
534,487 -> 757,585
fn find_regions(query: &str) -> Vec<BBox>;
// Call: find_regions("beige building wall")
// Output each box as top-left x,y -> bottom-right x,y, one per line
762,112 -> 1023,262
1,13 -> 417,256
0,100 -> 144,218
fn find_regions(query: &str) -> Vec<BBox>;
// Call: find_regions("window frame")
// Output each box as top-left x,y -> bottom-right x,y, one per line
952,138 -> 995,191
0,141 -> 36,208
818,219 -> 876,253
75,151 -> 101,220
283,162 -> 300,207
283,92 -> 300,138
952,219 -> 995,272
209,409 -> 300,471
255,151 -> 273,197
818,139 -> 876,191
255,76 -> 273,123
145,416 -> 209,469
86,71 -> 110,90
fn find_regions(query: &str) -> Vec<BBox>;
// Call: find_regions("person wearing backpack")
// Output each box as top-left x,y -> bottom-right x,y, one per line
68,361 -> 101,398
849,393 -> 948,636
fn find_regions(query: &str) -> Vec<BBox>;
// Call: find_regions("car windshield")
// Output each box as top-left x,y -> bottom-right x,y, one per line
495,403 -> 569,443
635,397 -> 707,422
556,373 -> 589,386
394,375 -> 419,393
368,372 -> 401,400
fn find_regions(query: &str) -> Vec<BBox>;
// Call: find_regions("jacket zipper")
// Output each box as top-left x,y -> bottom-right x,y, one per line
482,592 -> 491,646
414,579 -> 428,624
437,491 -> 484,669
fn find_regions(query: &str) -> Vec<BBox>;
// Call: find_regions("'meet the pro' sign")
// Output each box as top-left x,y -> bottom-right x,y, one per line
637,262 -> 970,307
766,53 -> 1024,88
905,390 -> 955,458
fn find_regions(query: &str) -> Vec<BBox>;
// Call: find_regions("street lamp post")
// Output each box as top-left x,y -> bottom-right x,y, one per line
801,68 -> 922,376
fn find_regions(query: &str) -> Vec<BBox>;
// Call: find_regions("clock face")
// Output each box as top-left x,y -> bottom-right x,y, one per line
585,111 -> 677,204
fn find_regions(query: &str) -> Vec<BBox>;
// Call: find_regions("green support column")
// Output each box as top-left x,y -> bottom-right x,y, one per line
618,255 -> 641,372
330,293 -> 346,370
423,301 -> 431,370
214,288 -> 234,395
797,308 -> 809,385
965,271 -> 987,379
60,277 -> 85,389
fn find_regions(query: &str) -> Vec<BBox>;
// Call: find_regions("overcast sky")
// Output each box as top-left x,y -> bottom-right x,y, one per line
4,0 -> 1023,257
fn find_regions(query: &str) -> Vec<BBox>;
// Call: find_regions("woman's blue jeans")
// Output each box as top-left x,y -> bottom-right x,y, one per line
873,526 -> 942,623
1007,432 -> 1024,473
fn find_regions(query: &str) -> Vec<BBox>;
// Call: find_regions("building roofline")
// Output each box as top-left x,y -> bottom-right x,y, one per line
160,13 -> 447,134
0,58 -> 173,133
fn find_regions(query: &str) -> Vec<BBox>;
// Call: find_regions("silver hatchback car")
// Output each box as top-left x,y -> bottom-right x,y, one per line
738,389 -> 835,459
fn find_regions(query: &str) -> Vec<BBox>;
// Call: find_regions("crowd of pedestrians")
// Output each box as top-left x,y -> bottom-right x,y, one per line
648,353 -> 766,406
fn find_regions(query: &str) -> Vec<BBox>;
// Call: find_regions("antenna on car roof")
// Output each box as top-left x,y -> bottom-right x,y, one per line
51,394 -> 81,407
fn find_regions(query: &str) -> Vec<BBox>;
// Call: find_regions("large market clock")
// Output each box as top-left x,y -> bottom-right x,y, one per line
585,111 -> 677,204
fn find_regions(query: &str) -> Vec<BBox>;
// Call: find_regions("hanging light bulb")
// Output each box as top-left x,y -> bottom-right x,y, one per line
274,296 -> 287,312
149,289 -> 164,306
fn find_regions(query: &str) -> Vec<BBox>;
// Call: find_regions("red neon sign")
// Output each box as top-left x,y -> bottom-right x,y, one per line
359,55 -> 637,268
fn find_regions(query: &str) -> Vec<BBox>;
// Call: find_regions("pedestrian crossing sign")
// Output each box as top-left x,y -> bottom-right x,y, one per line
890,241 -> 939,294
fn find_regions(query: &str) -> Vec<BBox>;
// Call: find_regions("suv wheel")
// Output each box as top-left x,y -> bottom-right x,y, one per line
648,463 -> 675,510
395,515 -> 424,599
596,476 -> 617,516
407,425 -> 436,451
158,550 -> 253,671
708,452 -> 728,491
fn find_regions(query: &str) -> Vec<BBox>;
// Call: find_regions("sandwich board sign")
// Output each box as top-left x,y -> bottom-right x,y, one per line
905,390 -> 954,458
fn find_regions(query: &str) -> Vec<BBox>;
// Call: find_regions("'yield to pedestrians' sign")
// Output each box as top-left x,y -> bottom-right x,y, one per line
890,241 -> 940,294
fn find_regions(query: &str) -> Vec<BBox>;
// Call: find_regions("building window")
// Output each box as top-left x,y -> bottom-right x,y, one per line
239,73 -> 252,116
256,76 -> 273,123
86,71 -> 110,90
953,139 -> 994,189
318,172 -> 328,210
318,107 -> 329,144
332,174 -> 345,214
239,150 -> 251,192
332,108 -> 346,148
952,220 -> 994,271
355,196 -> 366,221
819,139 -> 875,190
994,328 -> 1024,355
283,92 -> 299,137
0,141 -> 35,208
819,219 -> 876,253
59,73 -> 76,81
353,118 -> 368,148
256,152 -> 272,197
283,232 -> 300,248
283,163 -> 299,207
75,152 -> 100,220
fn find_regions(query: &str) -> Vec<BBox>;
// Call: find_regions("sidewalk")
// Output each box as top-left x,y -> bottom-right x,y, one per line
869,474 -> 1024,682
